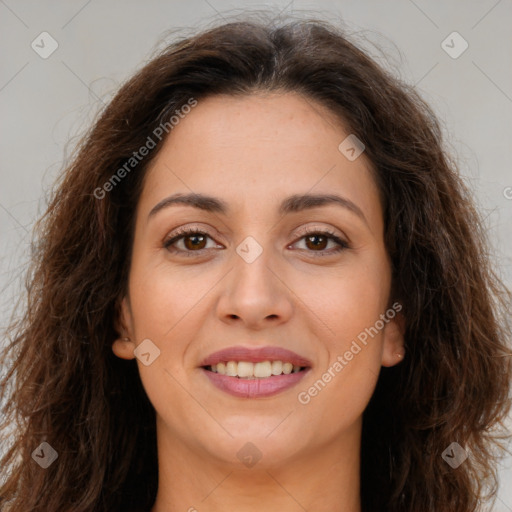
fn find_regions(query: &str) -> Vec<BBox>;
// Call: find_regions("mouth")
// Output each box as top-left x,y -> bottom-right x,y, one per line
198,346 -> 312,398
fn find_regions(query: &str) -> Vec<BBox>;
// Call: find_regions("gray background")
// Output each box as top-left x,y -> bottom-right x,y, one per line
0,0 -> 511,509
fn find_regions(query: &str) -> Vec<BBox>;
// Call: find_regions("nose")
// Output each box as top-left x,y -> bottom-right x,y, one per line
215,246 -> 294,330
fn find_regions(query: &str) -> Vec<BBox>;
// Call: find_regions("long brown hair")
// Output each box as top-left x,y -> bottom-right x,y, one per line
1,14 -> 511,512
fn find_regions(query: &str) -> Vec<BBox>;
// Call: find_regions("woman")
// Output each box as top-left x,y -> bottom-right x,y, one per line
1,15 -> 510,512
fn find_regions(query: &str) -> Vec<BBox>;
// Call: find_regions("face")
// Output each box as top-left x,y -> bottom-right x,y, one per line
113,92 -> 404,469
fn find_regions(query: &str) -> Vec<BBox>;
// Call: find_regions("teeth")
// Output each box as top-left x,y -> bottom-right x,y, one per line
271,360 -> 282,375
237,361 -> 254,378
226,361 -> 237,377
209,360 -> 304,378
254,361 -> 272,378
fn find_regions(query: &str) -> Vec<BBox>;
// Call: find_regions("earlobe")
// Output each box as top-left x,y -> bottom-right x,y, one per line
112,336 -> 136,360
381,311 -> 406,368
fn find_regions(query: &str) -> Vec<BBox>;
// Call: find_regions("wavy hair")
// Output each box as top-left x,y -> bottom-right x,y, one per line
1,14 -> 511,512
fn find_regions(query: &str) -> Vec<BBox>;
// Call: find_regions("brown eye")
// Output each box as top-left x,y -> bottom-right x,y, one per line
291,229 -> 349,256
304,234 -> 329,251
182,233 -> 207,250
163,229 -> 221,256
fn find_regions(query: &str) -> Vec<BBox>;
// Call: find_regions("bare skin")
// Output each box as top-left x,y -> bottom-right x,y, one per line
112,92 -> 405,512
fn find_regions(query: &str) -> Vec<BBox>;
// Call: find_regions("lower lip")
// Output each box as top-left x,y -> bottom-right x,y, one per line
201,367 -> 311,398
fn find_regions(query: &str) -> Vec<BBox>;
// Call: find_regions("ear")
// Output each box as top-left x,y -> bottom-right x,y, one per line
112,295 -> 136,360
381,310 -> 406,367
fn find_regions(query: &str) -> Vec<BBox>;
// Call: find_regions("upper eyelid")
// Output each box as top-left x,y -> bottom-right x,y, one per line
164,225 -> 349,250
165,224 -> 347,241
164,225 -> 221,242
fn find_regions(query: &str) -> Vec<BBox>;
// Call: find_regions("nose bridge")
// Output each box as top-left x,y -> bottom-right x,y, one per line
231,237 -> 279,303
216,234 -> 293,326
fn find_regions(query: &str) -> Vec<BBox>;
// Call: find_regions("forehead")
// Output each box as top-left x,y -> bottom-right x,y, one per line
140,93 -> 382,227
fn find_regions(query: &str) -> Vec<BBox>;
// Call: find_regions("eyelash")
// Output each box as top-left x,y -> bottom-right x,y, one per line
163,226 -> 350,258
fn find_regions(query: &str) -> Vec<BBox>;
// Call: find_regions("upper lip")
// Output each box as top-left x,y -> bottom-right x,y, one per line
199,346 -> 312,368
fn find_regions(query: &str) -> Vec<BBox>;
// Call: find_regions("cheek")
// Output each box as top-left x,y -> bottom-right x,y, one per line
293,255 -> 390,346
127,265 -> 211,426
127,259 -> 221,338
126,261 -> 227,409
292,258 -> 388,414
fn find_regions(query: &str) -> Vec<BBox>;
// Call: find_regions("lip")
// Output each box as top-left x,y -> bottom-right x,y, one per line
201,367 -> 312,398
198,346 -> 312,368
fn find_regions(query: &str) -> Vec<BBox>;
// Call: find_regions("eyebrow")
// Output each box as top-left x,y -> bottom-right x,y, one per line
148,192 -> 368,225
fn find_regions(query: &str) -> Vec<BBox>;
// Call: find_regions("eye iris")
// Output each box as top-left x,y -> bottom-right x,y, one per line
305,234 -> 328,250
184,234 -> 207,250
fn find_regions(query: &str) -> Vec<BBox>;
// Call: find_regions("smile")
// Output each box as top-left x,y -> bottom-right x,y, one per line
199,345 -> 312,398
204,360 -> 306,378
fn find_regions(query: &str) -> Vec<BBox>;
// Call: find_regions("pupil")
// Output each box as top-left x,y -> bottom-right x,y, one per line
185,234 -> 206,250
307,235 -> 327,250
